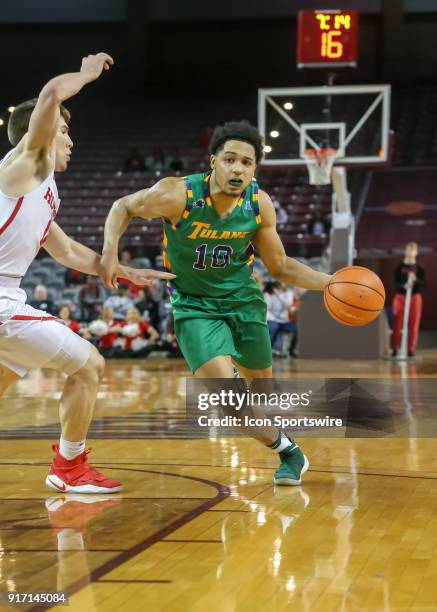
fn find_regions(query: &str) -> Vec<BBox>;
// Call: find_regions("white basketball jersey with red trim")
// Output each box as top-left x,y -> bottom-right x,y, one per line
0,150 -> 60,277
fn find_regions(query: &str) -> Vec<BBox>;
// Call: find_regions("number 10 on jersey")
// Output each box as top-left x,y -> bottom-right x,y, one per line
193,244 -> 234,270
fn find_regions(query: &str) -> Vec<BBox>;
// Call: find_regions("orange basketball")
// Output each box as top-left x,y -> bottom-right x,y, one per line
324,266 -> 385,326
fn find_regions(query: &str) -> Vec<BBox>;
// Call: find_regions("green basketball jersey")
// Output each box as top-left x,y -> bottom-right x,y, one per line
163,172 -> 261,298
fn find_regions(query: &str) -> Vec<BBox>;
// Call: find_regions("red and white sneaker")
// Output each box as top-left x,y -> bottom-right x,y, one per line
45,445 -> 123,494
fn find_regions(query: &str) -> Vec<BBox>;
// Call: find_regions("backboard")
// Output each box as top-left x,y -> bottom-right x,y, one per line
258,84 -> 391,166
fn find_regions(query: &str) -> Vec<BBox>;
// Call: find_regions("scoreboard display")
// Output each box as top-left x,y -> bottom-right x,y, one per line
297,9 -> 359,68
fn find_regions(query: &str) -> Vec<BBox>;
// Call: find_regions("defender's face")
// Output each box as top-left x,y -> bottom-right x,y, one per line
211,140 -> 256,196
54,116 -> 73,172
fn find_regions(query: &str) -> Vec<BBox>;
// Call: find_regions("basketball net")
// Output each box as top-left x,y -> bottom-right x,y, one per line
303,148 -> 337,186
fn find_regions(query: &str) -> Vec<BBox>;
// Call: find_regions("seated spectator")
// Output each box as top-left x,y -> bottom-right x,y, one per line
264,281 -> 297,357
79,276 -> 104,322
272,195 -> 288,229
103,284 -> 134,319
58,305 -> 81,334
106,307 -> 159,358
307,210 -> 330,236
123,147 -> 145,172
154,254 -> 166,272
168,149 -> 185,174
134,288 -> 160,328
30,284 -> 56,315
65,268 -> 86,287
145,146 -> 166,172
85,307 -> 116,355
120,249 -> 132,266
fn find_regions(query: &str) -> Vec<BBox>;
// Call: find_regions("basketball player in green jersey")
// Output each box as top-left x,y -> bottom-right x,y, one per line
101,121 -> 331,485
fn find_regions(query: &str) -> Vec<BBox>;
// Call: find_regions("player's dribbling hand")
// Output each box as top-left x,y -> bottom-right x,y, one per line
80,53 -> 114,82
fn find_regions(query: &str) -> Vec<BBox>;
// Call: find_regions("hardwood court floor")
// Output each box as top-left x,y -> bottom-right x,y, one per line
0,354 -> 437,612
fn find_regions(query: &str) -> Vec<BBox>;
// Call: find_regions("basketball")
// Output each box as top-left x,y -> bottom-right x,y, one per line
324,266 -> 386,326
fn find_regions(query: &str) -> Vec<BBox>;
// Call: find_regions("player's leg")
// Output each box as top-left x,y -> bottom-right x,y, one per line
0,308 -> 121,493
194,354 -> 236,378
408,293 -> 422,355
45,336 -> 122,494
58,345 -> 105,441
391,293 -> 404,355
234,324 -> 309,486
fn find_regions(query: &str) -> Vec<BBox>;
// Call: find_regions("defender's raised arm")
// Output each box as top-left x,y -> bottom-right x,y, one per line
20,53 -> 114,153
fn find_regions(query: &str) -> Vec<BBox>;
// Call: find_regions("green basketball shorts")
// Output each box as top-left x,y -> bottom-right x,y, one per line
170,284 -> 272,373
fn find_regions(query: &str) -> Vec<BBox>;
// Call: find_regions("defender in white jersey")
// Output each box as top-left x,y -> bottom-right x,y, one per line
0,52 -> 174,493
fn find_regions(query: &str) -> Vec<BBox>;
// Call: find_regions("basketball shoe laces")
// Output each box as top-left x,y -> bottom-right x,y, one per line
52,444 -> 113,485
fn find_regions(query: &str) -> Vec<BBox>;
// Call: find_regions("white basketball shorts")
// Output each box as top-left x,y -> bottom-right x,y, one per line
0,284 -> 91,378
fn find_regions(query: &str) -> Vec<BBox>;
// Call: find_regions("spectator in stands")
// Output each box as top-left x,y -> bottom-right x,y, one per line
307,209 -> 330,237
64,268 -> 87,288
168,149 -> 185,174
120,249 -> 132,266
264,281 -> 297,357
103,283 -> 134,319
30,285 -> 56,315
391,242 -> 426,358
58,305 -> 81,334
87,307 -> 117,356
134,288 -> 160,328
79,276 -> 104,322
145,146 -> 166,172
113,307 -> 159,357
123,147 -> 145,172
58,305 -> 92,340
272,195 -> 287,229
154,254 -> 166,272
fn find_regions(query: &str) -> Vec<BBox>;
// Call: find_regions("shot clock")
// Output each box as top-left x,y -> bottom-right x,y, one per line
297,9 -> 359,68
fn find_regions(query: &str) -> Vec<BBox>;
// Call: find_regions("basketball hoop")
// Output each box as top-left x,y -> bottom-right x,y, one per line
303,148 -> 337,185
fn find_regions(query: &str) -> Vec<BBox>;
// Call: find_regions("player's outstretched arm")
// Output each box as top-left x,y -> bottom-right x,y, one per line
101,177 -> 186,288
26,53 -> 114,153
43,222 -> 175,286
253,191 -> 331,291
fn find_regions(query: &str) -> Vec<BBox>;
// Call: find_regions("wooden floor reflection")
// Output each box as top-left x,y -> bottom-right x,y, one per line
0,354 -> 436,612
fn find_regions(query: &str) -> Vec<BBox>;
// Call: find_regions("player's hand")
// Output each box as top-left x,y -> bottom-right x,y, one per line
100,251 -> 120,289
80,53 -> 114,82
119,267 -> 176,287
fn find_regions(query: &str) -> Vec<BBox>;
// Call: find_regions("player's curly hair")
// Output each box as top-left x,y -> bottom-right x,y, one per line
209,120 -> 264,163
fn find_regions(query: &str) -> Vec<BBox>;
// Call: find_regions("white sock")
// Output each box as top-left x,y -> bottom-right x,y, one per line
59,437 -> 86,460
268,433 -> 296,453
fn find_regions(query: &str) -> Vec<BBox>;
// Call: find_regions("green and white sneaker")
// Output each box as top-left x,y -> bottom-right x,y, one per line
273,441 -> 309,486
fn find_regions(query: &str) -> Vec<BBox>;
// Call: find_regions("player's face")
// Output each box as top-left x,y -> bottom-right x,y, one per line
54,116 -> 73,172
211,140 -> 256,196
